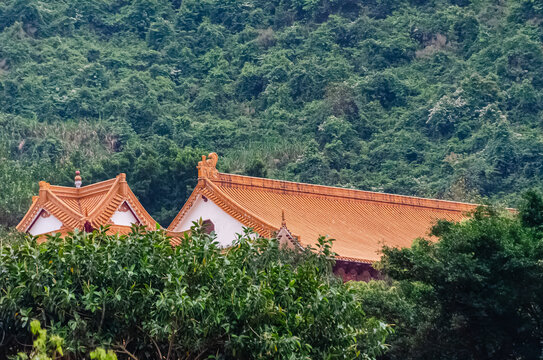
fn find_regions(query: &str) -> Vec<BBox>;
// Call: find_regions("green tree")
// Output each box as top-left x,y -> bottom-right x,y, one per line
377,196 -> 543,360
0,223 -> 391,359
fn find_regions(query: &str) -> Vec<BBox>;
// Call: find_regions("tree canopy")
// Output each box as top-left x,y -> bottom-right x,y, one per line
0,223 -> 390,359
365,191 -> 543,360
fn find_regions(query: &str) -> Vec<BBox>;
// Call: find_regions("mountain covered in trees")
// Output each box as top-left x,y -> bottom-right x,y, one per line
1,0 -> 543,227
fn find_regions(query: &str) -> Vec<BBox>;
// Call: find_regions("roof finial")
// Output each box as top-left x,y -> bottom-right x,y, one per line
74,170 -> 82,188
281,209 -> 286,227
197,152 -> 219,179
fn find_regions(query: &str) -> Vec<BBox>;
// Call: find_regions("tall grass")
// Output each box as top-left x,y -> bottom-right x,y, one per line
0,115 -> 123,164
220,138 -> 305,178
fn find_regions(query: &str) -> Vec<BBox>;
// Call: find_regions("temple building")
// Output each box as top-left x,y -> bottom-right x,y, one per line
17,155 -> 480,281
168,153 -> 478,281
16,172 -> 157,238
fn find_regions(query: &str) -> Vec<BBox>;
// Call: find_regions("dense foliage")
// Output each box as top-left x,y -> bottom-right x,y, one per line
0,223 -> 390,359
12,320 -> 118,360
6,194 -> 543,360
357,191 -> 543,360
2,0 -> 543,226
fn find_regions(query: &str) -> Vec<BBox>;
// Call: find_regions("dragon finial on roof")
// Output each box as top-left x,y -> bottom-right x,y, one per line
197,152 -> 219,179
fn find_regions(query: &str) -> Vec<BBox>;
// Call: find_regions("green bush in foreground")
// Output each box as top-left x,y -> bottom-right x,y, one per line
0,222 -> 390,359
13,320 -> 117,360
15,319 -> 65,360
372,191 -> 543,360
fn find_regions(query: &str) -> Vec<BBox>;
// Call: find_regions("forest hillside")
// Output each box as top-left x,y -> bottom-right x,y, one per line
1,0 -> 543,227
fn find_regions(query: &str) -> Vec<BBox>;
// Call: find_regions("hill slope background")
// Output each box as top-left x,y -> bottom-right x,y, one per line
1,0 -> 543,227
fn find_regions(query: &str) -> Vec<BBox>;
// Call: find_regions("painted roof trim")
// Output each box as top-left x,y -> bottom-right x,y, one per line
168,153 -> 481,264
17,173 -> 157,234
168,178 -> 282,237
214,172 -> 477,213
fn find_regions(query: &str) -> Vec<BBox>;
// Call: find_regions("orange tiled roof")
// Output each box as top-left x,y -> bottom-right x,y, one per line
17,173 -> 158,236
168,153 -> 478,263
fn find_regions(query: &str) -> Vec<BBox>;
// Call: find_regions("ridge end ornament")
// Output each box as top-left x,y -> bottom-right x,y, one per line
197,152 -> 219,179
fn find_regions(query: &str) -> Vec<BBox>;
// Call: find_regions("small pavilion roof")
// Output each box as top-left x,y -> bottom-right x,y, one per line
17,173 -> 157,235
168,153 -> 478,263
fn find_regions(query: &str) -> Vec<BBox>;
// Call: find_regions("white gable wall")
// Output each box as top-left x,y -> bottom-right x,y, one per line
173,195 -> 247,247
28,211 -> 63,236
110,203 -> 139,226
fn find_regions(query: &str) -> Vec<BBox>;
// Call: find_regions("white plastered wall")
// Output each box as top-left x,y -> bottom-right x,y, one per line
173,195 -> 247,247
110,203 -> 139,226
28,210 -> 63,236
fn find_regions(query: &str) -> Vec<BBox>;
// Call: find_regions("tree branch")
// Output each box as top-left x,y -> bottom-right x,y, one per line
114,339 -> 139,360
135,324 -> 163,359
98,300 -> 106,333
166,328 -> 176,360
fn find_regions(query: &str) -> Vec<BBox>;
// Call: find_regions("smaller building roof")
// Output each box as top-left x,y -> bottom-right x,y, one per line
168,153 -> 479,263
17,173 -> 157,236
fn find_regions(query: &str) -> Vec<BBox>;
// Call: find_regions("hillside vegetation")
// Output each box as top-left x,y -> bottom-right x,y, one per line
1,0 -> 543,226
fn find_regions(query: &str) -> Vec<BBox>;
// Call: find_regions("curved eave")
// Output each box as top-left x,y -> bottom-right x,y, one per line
16,198 -> 42,232
167,178 -> 305,242
335,255 -> 374,264
125,186 -> 159,228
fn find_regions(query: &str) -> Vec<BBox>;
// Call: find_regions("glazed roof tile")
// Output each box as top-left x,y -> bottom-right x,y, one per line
17,173 -> 157,236
168,153 -> 478,263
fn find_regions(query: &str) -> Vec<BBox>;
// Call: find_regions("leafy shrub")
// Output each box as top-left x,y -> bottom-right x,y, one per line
377,194 -> 543,360
15,320 -> 64,360
13,319 -> 118,360
0,223 -> 391,359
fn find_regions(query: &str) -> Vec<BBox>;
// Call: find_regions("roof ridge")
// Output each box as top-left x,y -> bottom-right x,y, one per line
87,175 -> 121,221
44,187 -> 83,221
49,179 -> 117,197
78,179 -> 118,196
214,172 -> 477,213
48,177 -> 116,190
